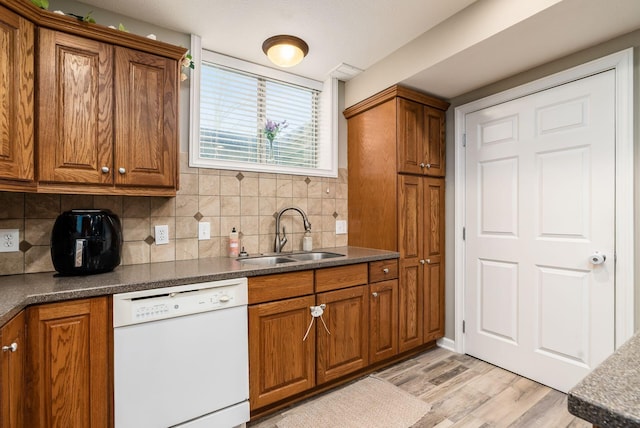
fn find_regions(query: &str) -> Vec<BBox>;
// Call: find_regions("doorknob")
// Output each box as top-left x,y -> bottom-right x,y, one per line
590,251 -> 606,265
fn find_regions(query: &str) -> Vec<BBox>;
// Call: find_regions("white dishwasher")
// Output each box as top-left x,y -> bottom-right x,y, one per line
113,278 -> 249,428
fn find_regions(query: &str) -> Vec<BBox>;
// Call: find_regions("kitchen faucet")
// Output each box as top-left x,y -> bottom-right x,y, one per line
274,206 -> 312,253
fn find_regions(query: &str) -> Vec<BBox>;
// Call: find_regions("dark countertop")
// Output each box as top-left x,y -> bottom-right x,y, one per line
568,332 -> 640,427
0,246 -> 398,325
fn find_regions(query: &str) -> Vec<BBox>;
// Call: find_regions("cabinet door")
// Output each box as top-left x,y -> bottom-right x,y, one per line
0,6 -> 34,183
369,279 -> 398,363
38,29 -> 114,185
25,298 -> 110,428
398,175 -> 424,351
316,285 -> 368,384
423,178 -> 445,341
424,107 -> 445,177
397,98 -> 424,175
114,47 -> 177,188
249,295 -> 315,410
0,311 -> 25,428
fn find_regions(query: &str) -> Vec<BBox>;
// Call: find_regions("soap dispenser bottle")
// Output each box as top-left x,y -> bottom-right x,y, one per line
228,227 -> 239,257
303,231 -> 312,252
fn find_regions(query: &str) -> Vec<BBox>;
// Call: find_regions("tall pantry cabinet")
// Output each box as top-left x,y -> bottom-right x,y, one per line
344,85 -> 448,352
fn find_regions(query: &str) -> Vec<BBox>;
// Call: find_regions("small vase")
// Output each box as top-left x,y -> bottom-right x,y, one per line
267,138 -> 275,163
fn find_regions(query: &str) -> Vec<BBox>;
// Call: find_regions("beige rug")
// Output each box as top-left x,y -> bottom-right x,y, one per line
277,376 -> 430,428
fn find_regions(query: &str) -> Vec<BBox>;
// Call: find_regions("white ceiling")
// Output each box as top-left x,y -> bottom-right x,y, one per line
73,0 -> 476,79
75,0 -> 640,102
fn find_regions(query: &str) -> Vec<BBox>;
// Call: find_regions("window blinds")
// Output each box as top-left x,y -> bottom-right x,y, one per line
199,62 -> 320,168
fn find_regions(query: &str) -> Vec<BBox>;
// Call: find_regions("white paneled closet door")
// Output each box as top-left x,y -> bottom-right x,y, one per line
464,70 -> 615,392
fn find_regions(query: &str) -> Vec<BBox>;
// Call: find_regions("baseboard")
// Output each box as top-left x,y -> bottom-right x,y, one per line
437,337 -> 456,352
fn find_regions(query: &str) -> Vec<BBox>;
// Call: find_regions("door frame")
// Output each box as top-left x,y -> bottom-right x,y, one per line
454,48 -> 634,354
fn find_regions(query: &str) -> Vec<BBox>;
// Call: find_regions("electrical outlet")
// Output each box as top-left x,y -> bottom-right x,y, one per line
154,225 -> 169,245
0,229 -> 19,253
198,222 -> 211,240
335,220 -> 347,235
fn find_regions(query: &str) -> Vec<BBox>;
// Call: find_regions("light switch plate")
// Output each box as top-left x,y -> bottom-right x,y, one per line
198,222 -> 211,240
335,220 -> 347,235
0,229 -> 19,253
154,225 -> 169,245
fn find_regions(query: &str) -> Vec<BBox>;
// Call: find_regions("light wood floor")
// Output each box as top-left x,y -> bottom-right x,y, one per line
249,347 -> 590,428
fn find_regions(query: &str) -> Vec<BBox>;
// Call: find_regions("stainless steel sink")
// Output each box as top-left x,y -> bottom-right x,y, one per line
286,252 -> 344,261
238,251 -> 344,265
237,255 -> 297,265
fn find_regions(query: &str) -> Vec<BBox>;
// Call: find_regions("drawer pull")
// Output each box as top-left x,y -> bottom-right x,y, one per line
372,292 -> 378,297
383,268 -> 389,274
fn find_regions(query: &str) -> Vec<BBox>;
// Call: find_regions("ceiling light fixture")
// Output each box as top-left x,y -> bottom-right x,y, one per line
262,35 -> 309,68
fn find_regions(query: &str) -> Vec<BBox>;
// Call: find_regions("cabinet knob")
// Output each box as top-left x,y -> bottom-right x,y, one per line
372,292 -> 378,297
101,166 -> 110,173
426,258 -> 431,264
419,163 -> 426,168
382,268 -> 389,274
426,163 -> 431,169
118,167 -> 126,174
420,259 -> 426,265
2,343 -> 17,353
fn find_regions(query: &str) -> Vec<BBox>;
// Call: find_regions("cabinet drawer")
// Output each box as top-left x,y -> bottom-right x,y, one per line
249,270 -> 314,304
315,263 -> 368,293
369,259 -> 399,283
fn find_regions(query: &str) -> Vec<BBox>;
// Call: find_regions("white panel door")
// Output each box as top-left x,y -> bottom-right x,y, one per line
464,70 -> 615,392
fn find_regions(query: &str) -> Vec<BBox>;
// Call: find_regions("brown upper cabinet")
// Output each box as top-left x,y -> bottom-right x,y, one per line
114,47 -> 178,190
397,99 -> 446,176
0,4 -> 35,189
38,32 -> 179,195
1,0 -> 186,196
38,29 -> 115,187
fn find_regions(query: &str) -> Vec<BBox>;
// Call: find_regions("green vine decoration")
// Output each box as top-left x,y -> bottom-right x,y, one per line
30,0 -> 49,9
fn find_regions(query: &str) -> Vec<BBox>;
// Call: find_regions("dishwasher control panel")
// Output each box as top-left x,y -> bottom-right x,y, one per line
113,278 -> 248,327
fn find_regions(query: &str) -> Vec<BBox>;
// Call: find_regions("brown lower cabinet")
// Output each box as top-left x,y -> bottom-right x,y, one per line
25,297 -> 111,428
0,311 -> 25,428
248,295 -> 316,410
316,285 -> 369,384
248,262 -> 404,414
369,279 -> 399,363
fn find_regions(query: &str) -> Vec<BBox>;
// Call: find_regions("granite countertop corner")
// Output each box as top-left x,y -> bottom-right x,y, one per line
568,332 -> 640,427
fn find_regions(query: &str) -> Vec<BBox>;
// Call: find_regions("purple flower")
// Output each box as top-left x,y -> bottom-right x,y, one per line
264,119 -> 288,142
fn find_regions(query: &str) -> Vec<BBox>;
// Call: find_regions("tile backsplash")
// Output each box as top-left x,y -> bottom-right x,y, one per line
0,154 -> 348,276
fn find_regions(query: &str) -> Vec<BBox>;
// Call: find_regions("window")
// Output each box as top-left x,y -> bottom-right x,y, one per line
189,36 -> 338,177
